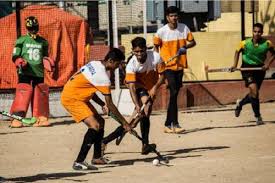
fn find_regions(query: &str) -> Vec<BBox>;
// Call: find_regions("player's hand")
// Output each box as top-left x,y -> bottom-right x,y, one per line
135,105 -> 141,115
123,123 -> 132,132
102,104 -> 109,115
229,66 -> 237,72
177,47 -> 187,55
262,64 -> 269,71
15,58 -> 27,68
149,87 -> 157,100
43,57 -> 55,72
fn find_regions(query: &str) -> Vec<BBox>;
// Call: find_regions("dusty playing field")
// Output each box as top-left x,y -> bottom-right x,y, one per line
1,102 -> 275,183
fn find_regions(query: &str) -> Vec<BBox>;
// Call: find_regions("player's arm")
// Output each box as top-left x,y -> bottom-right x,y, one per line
231,41 -> 244,70
104,94 -> 131,131
149,73 -> 165,99
12,37 -> 24,61
128,82 -> 141,113
263,41 -> 275,70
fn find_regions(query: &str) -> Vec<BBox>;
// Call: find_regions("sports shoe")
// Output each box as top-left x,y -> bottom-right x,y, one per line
174,124 -> 185,133
235,99 -> 242,117
256,116 -> 264,125
10,119 -> 23,128
91,157 -> 110,165
141,143 -> 156,155
72,161 -> 98,170
164,126 -> 174,133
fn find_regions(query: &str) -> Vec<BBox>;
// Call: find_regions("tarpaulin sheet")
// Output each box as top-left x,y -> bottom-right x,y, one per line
0,5 -> 91,89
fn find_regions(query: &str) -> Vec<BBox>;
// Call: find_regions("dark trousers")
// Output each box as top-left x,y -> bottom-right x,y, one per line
18,74 -> 44,88
164,70 -> 183,127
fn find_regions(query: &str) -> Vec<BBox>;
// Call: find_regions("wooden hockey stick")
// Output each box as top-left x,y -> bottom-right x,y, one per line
0,111 -> 37,125
164,54 -> 180,65
205,65 -> 264,73
109,111 -> 169,164
115,97 -> 153,145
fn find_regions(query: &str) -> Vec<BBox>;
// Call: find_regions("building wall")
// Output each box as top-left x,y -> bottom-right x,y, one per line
98,0 -> 143,30
205,0 -> 274,36
121,31 -> 243,81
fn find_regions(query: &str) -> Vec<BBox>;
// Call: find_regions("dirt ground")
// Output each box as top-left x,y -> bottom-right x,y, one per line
1,102 -> 275,183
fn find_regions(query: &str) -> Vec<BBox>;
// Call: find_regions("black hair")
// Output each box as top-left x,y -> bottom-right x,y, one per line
131,37 -> 146,49
104,48 -> 125,62
253,23 -> 263,32
165,6 -> 179,16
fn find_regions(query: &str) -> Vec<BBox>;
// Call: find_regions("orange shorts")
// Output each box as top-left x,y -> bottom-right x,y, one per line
61,96 -> 97,123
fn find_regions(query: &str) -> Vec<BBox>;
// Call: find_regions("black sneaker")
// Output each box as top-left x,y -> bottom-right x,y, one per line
72,161 -> 98,170
141,143 -> 156,155
256,116 -> 264,125
235,99 -> 242,117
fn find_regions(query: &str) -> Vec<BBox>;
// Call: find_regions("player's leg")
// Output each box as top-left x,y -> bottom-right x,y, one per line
32,82 -> 50,127
235,71 -> 253,117
138,90 -> 156,155
173,70 -> 185,133
88,102 -> 109,165
10,83 -> 33,128
250,71 -> 265,125
60,96 -> 98,170
163,70 -> 177,133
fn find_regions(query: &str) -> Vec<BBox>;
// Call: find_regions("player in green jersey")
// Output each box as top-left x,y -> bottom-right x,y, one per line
10,16 -> 54,128
231,23 -> 275,125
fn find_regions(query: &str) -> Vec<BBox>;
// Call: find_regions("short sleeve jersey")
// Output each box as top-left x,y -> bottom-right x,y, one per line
62,61 -> 111,101
237,38 -> 274,66
125,50 -> 161,90
12,34 -> 48,77
153,23 -> 194,72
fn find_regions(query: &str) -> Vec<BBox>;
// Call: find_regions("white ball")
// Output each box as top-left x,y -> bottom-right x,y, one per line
152,159 -> 160,166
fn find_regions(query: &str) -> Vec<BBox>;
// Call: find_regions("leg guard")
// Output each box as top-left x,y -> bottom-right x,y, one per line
10,83 -> 33,128
32,83 -> 50,127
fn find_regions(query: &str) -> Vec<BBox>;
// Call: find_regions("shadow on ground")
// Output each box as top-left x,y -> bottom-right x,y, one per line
1,171 -> 107,183
0,131 -> 27,136
106,145 -> 229,167
178,124 -> 259,135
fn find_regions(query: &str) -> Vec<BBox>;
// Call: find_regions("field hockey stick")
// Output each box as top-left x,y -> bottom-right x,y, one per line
205,65 -> 264,73
115,97 -> 153,145
0,111 -> 37,125
109,111 -> 169,164
164,54 -> 180,65
102,99 -> 151,146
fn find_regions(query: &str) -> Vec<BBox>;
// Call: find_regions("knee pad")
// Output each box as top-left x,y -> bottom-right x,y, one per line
32,83 -> 49,118
10,83 -> 33,116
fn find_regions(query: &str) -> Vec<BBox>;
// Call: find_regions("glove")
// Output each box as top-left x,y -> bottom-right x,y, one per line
14,58 -> 27,68
177,46 -> 187,55
43,57 -> 55,72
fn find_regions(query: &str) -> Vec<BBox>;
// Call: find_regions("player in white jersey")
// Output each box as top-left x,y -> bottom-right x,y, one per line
61,48 -> 131,170
102,37 -> 165,155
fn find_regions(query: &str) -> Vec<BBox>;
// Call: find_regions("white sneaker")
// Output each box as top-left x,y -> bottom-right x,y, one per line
256,116 -> 264,125
72,161 -> 98,170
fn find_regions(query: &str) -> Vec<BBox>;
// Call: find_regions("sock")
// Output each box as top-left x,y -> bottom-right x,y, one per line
250,97 -> 260,117
140,117 -> 150,145
76,128 -> 97,162
239,94 -> 251,108
93,128 -> 104,159
102,126 -> 124,145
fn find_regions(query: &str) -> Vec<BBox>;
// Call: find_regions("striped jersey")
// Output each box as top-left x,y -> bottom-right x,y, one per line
125,50 -> 161,90
62,61 -> 111,102
153,23 -> 194,72
237,38 -> 274,66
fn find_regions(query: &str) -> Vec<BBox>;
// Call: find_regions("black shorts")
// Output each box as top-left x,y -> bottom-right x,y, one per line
18,74 -> 44,88
241,64 -> 266,88
136,88 -> 149,98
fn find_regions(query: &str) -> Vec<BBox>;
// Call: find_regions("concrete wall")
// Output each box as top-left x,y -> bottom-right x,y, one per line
121,32 -> 243,81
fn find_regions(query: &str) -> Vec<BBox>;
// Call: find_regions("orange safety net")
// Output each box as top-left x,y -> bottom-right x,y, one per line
0,5 -> 92,89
